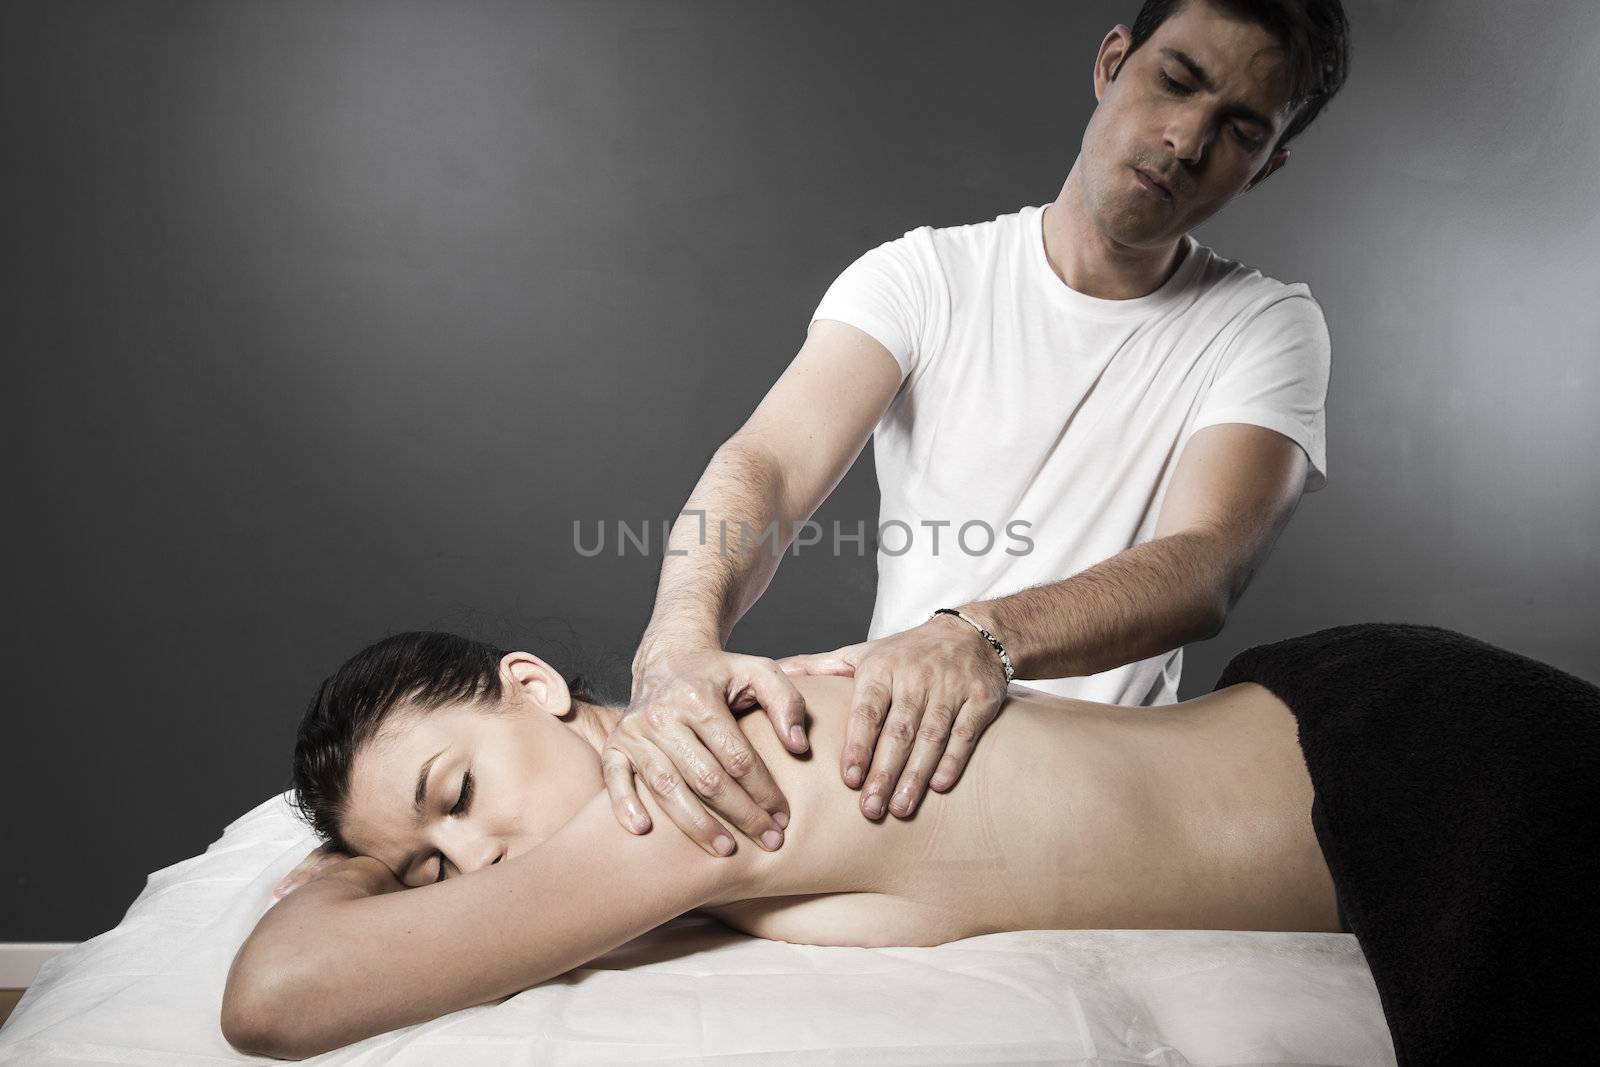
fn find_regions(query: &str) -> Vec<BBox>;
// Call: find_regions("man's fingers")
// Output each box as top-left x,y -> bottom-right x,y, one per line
840,675 -> 892,791
601,746 -> 651,833
628,736 -> 740,857
675,716 -> 788,847
747,662 -> 811,757
929,698 -> 1000,792
858,679 -> 925,821
651,720 -> 784,854
889,699 -> 958,818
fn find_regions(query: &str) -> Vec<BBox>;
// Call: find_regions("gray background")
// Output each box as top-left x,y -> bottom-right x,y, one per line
5,0 -> 1596,941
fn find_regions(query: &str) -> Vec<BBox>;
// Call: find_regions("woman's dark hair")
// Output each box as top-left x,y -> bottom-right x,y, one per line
289,630 -> 602,852
1115,0 -> 1351,152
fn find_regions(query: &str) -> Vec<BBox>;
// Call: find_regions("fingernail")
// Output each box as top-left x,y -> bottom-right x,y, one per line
627,804 -> 648,832
713,835 -> 735,856
845,764 -> 863,789
931,774 -> 951,791
761,829 -> 783,850
864,792 -> 885,818
892,790 -> 913,815
773,811 -> 789,829
789,725 -> 807,749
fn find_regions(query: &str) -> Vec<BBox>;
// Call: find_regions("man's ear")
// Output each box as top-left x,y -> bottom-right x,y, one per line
1240,146 -> 1291,197
1094,25 -> 1133,102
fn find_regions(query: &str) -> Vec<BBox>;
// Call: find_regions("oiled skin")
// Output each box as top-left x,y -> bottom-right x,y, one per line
705,674 -> 1339,944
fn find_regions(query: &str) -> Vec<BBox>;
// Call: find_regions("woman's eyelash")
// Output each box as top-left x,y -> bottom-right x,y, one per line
431,770 -> 476,883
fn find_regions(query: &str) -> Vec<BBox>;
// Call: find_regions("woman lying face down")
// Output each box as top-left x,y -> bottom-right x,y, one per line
292,634 -> 629,889
227,629 -> 1341,1058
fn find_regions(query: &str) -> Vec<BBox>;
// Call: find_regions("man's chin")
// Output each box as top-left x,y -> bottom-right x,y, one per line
1100,216 -> 1177,252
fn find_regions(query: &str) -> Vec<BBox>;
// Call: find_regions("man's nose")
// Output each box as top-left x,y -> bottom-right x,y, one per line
1165,112 -> 1213,165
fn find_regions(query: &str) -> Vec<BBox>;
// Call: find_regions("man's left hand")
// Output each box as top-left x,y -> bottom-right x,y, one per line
775,615 -> 1008,820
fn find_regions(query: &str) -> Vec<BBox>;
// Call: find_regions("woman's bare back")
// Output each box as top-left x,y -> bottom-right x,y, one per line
704,676 -> 1340,944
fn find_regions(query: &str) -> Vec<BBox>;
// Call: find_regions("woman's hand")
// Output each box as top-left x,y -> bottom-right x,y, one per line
602,645 -> 807,856
273,842 -> 348,900
273,843 -> 401,901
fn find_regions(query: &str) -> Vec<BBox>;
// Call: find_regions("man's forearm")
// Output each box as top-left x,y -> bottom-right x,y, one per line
961,527 -> 1243,681
635,440 -> 798,667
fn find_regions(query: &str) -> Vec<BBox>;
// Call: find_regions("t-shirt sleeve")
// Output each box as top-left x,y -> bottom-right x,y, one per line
1191,287 -> 1332,492
809,229 -> 942,383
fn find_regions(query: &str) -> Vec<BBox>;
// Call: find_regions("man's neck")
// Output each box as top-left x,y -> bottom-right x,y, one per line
1043,167 -> 1189,300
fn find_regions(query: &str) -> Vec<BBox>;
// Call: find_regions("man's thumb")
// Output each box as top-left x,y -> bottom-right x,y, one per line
776,649 -> 859,677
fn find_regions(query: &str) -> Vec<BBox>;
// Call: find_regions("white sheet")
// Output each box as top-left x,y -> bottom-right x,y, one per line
0,793 -> 1396,1065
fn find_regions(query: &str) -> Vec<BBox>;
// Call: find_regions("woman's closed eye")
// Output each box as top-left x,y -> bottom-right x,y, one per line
432,770 -> 476,883
451,769 -> 474,817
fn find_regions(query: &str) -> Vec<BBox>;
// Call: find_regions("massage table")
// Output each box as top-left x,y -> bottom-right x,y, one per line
0,792 -> 1396,1065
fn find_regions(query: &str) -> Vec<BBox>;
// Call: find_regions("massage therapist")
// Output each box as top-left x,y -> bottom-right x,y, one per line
603,0 -> 1352,855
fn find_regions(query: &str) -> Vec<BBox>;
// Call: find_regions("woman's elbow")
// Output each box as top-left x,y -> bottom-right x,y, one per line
221,951 -> 317,1059
222,981 -> 284,1058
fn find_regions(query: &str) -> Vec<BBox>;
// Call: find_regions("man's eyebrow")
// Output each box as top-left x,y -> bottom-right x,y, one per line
1158,47 -> 1277,131
1161,48 -> 1217,92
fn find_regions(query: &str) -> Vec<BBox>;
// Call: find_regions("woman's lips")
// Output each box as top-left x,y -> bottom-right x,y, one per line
1132,167 -> 1172,201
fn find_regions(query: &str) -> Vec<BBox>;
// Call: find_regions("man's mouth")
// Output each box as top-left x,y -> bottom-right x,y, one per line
1132,167 -> 1173,201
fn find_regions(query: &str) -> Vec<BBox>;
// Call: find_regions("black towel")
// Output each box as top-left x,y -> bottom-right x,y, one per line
1213,622 -> 1599,1066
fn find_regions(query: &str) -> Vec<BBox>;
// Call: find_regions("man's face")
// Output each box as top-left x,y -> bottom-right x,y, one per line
1079,0 -> 1299,248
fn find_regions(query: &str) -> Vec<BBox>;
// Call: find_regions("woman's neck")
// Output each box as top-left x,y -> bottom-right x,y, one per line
569,701 -> 624,755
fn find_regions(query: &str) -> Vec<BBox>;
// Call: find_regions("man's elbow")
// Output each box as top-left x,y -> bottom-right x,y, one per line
1193,584 -> 1230,642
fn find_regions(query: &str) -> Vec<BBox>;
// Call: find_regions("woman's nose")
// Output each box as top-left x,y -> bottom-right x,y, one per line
461,837 -> 505,874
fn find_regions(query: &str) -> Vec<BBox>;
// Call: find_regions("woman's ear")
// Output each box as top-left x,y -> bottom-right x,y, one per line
500,651 -> 574,718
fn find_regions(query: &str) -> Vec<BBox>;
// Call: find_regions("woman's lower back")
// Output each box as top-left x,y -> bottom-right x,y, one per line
704,676 -> 1340,944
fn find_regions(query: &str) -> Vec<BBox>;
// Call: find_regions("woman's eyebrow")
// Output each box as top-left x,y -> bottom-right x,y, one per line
394,747 -> 450,884
412,747 -> 448,824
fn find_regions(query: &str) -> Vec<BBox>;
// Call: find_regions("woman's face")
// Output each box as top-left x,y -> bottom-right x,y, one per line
338,653 -> 606,887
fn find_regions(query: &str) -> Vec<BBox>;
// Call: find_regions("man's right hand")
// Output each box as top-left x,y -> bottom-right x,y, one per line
602,646 -> 810,857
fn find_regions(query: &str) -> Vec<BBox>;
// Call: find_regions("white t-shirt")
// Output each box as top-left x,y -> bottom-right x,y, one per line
809,202 -> 1330,706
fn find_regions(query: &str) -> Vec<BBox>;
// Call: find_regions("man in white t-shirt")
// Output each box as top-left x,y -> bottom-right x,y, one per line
601,0 -> 1352,858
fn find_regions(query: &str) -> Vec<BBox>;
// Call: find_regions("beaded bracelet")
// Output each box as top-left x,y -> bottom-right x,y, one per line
929,607 -> 1015,683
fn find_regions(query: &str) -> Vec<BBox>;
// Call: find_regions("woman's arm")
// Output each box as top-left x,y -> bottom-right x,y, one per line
222,789 -> 764,1059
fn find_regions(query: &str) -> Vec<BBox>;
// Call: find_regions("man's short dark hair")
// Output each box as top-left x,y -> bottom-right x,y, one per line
1117,0 -> 1351,151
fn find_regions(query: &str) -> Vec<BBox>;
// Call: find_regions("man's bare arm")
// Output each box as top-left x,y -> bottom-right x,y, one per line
965,422 -> 1310,679
778,422 -> 1311,822
636,318 -> 904,660
604,320 -> 901,851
